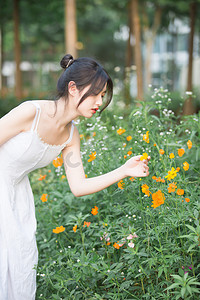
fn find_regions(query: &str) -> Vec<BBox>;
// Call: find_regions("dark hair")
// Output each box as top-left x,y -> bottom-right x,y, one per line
56,54 -> 113,114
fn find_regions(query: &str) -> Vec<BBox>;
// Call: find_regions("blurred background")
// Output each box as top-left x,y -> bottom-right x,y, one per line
0,0 -> 200,116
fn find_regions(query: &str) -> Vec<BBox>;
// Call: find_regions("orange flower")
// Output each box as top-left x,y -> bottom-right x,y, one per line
177,189 -> 184,196
165,167 -> 178,181
185,198 -> 190,202
117,128 -> 126,135
140,152 -> 148,161
153,176 -> 165,183
143,131 -> 149,143
79,134 -> 84,139
61,175 -> 66,179
107,242 -> 111,245
88,151 -> 97,162
40,194 -> 48,202
118,180 -> 125,189
176,167 -> 180,172
126,136 -> 132,141
113,242 -> 120,249
159,149 -> 165,155
92,132 -> 96,137
52,156 -> 63,167
151,190 -> 165,209
141,184 -> 150,197
124,155 -> 127,159
183,161 -> 189,171
129,177 -> 135,181
187,140 -> 192,149
178,148 -> 185,157
127,150 -> 132,156
38,174 -> 47,181
91,206 -> 98,215
73,225 -> 77,232
169,153 -> 175,159
83,221 -> 91,227
168,182 -> 177,193
53,225 -> 65,234
154,143 -> 156,147
152,176 -> 157,180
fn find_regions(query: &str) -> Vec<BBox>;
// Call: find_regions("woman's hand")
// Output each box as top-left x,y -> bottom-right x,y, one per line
122,155 -> 150,178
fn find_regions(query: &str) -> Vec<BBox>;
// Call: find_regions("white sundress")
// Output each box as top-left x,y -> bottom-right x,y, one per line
0,101 -> 74,300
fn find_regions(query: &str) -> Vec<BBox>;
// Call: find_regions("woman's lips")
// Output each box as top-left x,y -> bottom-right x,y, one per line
92,108 -> 98,113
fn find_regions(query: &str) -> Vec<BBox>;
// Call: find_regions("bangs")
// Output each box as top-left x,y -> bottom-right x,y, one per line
77,68 -> 109,106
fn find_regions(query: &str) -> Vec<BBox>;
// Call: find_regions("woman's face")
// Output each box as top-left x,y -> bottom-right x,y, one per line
77,83 -> 107,118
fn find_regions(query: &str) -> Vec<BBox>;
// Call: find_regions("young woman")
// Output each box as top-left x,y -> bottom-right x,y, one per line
0,54 -> 150,299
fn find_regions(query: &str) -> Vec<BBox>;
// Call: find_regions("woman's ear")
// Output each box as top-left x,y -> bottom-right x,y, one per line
68,81 -> 78,96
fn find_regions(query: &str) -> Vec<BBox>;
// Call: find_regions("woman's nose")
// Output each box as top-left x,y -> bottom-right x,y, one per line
96,95 -> 103,106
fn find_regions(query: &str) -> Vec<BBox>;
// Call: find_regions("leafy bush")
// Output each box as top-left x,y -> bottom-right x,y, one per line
30,88 -> 200,299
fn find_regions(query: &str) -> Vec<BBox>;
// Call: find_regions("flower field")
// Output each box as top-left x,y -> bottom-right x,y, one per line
30,88 -> 200,299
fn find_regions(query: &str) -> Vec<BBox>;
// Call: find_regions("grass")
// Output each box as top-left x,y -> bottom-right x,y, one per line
30,88 -> 200,299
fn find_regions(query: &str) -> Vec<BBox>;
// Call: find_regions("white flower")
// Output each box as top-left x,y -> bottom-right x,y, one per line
68,246 -> 71,248
128,242 -> 135,248
77,259 -> 80,263
139,269 -> 141,272
108,270 -> 110,273
186,91 -> 192,95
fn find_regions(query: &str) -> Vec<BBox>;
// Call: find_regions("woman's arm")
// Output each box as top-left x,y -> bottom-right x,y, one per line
0,102 -> 35,146
62,126 -> 150,197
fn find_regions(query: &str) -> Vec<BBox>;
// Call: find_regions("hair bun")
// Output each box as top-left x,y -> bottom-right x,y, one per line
60,54 -> 74,69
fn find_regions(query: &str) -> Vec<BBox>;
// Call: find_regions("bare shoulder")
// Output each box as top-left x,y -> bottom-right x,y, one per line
2,101 -> 36,121
0,101 -> 38,146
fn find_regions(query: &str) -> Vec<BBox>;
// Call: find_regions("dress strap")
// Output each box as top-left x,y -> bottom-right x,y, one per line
30,101 -> 41,132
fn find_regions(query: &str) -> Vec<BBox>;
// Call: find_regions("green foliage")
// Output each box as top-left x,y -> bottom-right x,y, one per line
28,88 -> 200,299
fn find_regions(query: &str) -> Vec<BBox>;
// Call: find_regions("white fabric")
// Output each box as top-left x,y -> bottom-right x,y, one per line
0,101 -> 74,300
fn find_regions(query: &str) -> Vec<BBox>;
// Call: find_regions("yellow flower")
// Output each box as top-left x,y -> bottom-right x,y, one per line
177,189 -> 184,196
143,131 -> 149,143
151,190 -> 165,209
40,194 -> 48,202
88,151 -> 97,162
53,225 -> 65,234
73,225 -> 77,232
118,180 -> 125,189
140,152 -> 148,161
165,167 -> 178,181
169,153 -> 175,159
187,140 -> 192,149
126,136 -> 132,141
141,184 -> 150,197
61,175 -> 66,179
178,148 -> 185,157
117,128 -> 126,135
183,161 -> 189,171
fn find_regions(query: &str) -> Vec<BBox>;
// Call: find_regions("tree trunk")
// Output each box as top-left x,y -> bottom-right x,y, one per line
65,0 -> 77,58
124,1 -> 133,107
0,26 -> 2,93
130,0 -> 143,101
143,6 -> 162,89
13,0 -> 22,100
183,2 -> 197,115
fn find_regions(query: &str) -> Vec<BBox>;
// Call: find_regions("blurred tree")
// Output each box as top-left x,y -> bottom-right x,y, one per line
183,1 -> 198,115
65,0 -> 77,58
13,0 -> 22,99
130,0 -> 143,100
